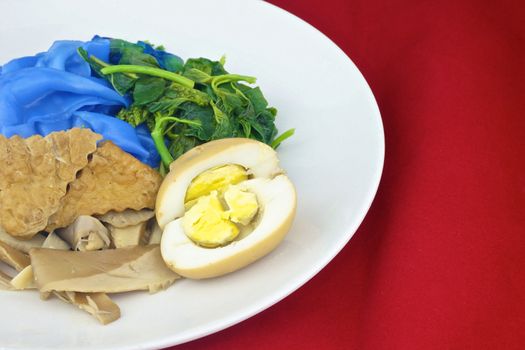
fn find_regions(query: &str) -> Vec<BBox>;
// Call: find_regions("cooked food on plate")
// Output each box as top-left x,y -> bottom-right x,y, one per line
0,36 -> 296,325
30,245 -> 178,294
0,129 -> 100,239
45,141 -> 162,232
158,138 -> 297,279
56,216 -> 111,252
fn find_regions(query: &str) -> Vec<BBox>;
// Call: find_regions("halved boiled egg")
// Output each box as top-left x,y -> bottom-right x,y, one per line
156,138 -> 296,279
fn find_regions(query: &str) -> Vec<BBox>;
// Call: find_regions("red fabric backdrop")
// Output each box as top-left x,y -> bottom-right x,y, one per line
169,1 -> 524,349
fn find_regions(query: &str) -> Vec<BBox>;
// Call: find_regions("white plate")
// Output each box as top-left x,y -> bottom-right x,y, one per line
0,0 -> 384,348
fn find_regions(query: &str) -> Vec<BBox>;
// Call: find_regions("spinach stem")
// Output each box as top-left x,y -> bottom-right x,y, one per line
151,115 -> 202,167
87,54 -> 139,79
271,128 -> 295,149
211,74 -> 256,91
158,161 -> 167,177
157,116 -> 201,129
151,127 -> 174,168
101,65 -> 195,88
89,55 -> 110,68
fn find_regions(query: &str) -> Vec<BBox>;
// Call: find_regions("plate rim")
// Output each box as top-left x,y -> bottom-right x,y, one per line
0,1 -> 385,348
136,2 -> 385,348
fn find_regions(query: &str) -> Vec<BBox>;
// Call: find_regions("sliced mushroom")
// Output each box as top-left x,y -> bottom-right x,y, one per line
147,219 -> 163,245
38,233 -> 69,299
84,233 -> 106,251
10,265 -> 35,290
55,216 -> 110,251
0,227 -> 45,253
0,269 -> 13,290
30,245 -> 179,294
97,209 -> 155,228
57,291 -> 121,325
108,222 -> 149,248
42,232 -> 70,250
0,241 -> 30,272
30,239 -> 119,323
0,241 -> 30,290
40,291 -> 52,300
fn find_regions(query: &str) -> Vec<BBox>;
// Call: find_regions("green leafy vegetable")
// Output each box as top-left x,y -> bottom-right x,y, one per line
271,128 -> 295,149
150,113 -> 202,166
100,65 -> 194,88
168,134 -> 197,160
79,39 -> 293,168
109,73 -> 136,95
119,49 -> 159,68
182,57 -> 228,76
116,106 -> 151,128
133,77 -> 166,106
77,48 -> 108,77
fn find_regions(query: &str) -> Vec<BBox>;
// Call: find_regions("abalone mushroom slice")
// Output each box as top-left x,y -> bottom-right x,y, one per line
147,219 -> 163,245
108,222 -> 149,248
10,265 -> 35,290
30,245 -> 178,294
0,270 -> 13,290
55,216 -> 110,251
0,228 -> 45,254
97,209 -> 155,228
58,291 -> 121,325
42,232 -> 70,250
0,241 -> 31,290
0,241 -> 30,272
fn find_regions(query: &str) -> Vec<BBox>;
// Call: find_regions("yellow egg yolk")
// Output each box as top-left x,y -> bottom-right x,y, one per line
224,186 -> 259,225
182,166 -> 260,248
182,191 -> 239,248
185,164 -> 248,203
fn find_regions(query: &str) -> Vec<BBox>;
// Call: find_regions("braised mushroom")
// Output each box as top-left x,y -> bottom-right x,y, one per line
30,245 -> 178,294
56,216 -> 110,251
10,265 -> 35,290
97,209 -> 155,228
147,219 -> 163,245
0,227 -> 45,253
99,210 -> 156,248
55,291 -> 121,325
0,270 -> 13,290
42,232 -> 70,250
0,241 -> 30,272
108,222 -> 149,248
0,241 -> 32,290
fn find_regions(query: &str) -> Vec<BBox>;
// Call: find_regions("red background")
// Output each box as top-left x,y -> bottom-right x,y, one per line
169,1 -> 525,349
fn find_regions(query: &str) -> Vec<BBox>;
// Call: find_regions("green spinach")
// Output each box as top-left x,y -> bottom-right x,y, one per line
78,40 -> 294,168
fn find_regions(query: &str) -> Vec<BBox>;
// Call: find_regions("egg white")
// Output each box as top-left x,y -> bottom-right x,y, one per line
156,138 -> 282,229
161,175 -> 296,279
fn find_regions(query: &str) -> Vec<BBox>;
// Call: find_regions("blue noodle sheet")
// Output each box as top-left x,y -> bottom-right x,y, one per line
0,37 -> 160,167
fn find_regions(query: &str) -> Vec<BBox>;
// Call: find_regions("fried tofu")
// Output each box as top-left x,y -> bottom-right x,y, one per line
1,129 -> 161,237
46,141 -> 162,231
0,129 -> 101,239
